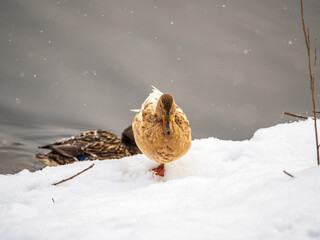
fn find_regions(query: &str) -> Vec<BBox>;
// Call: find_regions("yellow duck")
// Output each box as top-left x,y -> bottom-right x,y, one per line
132,87 -> 191,176
35,125 -> 141,166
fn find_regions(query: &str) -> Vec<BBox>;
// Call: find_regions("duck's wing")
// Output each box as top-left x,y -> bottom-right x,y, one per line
74,130 -> 130,159
175,106 -> 191,134
38,135 -> 86,158
38,136 -> 75,149
38,130 -> 122,158
74,130 -> 120,143
84,140 -> 127,159
49,143 -> 86,158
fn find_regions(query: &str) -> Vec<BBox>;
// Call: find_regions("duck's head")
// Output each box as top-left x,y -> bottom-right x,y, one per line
156,93 -> 176,135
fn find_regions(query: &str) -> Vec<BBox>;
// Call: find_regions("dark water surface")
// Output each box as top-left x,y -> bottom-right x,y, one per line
1,0 -> 320,174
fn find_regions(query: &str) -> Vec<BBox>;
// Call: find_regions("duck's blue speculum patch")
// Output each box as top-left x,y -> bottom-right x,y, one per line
76,155 -> 90,161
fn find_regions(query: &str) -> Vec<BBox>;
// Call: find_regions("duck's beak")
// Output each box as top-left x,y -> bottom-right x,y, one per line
163,114 -> 172,135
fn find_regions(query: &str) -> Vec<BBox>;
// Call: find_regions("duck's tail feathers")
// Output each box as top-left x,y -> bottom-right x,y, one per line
142,85 -> 163,106
151,85 -> 163,95
131,86 -> 163,113
35,153 -> 59,167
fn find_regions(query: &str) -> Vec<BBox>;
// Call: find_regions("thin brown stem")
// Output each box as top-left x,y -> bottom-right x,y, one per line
313,39 -> 318,81
300,0 -> 320,165
52,163 -> 95,186
301,1 -> 309,48
301,0 -> 313,85
283,170 -> 295,178
284,111 -> 308,119
313,40 -> 320,165
307,28 -> 311,50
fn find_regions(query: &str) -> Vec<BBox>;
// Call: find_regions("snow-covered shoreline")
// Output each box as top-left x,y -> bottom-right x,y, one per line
1,120 -> 319,240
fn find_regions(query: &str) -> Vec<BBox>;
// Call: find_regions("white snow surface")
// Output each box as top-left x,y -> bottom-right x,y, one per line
1,120 -> 320,240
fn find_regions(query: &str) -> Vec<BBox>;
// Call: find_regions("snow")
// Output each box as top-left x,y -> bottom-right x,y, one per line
1,119 -> 320,240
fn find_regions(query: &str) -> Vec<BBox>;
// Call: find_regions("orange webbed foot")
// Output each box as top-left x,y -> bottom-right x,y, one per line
151,163 -> 165,177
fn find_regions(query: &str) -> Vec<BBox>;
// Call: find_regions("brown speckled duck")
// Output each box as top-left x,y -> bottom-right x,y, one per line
132,87 -> 191,176
35,125 -> 141,166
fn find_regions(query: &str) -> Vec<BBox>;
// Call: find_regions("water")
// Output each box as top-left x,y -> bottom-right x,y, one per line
0,117 -> 90,174
1,0 -> 320,174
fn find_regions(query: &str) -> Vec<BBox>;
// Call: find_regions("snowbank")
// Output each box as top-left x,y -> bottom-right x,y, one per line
1,120 -> 320,240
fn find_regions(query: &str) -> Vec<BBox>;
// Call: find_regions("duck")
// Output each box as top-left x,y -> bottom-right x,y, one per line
35,125 -> 141,166
132,87 -> 191,177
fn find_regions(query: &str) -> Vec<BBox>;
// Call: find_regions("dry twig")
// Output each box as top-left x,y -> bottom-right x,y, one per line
283,111 -> 308,119
52,163 -> 95,186
283,170 -> 295,178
